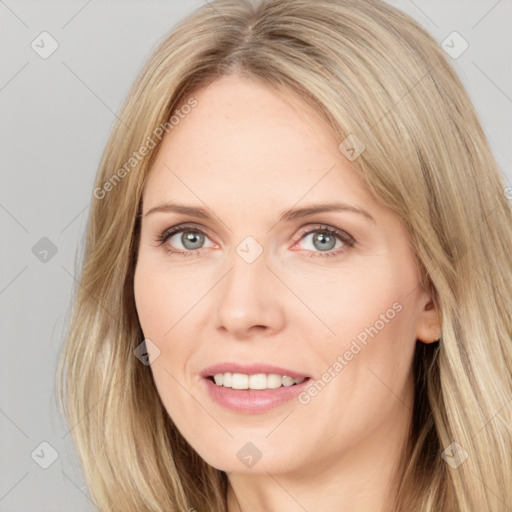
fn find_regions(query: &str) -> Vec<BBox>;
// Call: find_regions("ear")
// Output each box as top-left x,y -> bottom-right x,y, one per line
415,297 -> 441,344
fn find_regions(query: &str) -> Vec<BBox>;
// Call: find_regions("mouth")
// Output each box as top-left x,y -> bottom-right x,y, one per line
200,363 -> 312,414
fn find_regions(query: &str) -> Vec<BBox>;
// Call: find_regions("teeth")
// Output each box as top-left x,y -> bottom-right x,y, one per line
211,373 -> 306,390
266,374 -> 282,389
281,376 -> 295,387
232,374 -> 249,390
249,373 -> 267,390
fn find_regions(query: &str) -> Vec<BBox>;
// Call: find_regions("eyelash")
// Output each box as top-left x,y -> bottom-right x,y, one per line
156,223 -> 355,259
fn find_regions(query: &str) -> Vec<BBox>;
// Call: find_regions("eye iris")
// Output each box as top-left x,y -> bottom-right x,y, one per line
182,231 -> 204,250
313,231 -> 337,251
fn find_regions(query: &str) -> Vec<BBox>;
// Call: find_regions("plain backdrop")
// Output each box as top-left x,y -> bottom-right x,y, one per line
1,1 -> 511,510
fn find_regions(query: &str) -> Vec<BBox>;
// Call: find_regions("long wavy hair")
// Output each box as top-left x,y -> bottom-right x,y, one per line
56,0 -> 512,510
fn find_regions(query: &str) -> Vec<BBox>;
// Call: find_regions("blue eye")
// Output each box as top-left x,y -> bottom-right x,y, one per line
296,226 -> 354,257
157,225 -> 212,257
157,224 -> 355,258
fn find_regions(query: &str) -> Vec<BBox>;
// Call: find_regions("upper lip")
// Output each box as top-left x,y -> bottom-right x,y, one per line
200,363 -> 311,380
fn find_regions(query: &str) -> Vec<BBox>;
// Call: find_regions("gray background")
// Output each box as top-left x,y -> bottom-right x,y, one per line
1,1 -> 511,510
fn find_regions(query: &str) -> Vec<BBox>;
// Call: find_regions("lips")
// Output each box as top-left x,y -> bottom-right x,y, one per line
199,362 -> 313,413
201,375 -> 311,415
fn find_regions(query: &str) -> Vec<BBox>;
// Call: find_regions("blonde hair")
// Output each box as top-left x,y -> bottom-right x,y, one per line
56,0 -> 512,510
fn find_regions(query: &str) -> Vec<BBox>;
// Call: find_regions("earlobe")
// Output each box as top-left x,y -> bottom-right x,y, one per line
420,323 -> 442,344
416,299 -> 441,344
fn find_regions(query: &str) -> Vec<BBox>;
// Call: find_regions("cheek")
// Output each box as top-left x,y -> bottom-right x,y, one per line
134,258 -> 201,340
302,260 -> 419,388
290,286 -> 418,456
133,259 -> 202,391
134,262 -> 202,435
299,266 -> 406,344
134,267 -> 166,339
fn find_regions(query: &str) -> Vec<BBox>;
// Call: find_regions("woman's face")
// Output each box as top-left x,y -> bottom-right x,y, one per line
134,74 -> 439,476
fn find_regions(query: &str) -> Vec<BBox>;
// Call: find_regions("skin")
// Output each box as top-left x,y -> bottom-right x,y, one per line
134,74 -> 440,512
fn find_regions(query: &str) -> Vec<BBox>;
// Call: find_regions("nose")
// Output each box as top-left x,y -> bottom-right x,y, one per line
213,245 -> 286,340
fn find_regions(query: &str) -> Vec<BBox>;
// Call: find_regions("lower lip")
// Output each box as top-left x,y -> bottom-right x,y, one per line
202,377 -> 311,414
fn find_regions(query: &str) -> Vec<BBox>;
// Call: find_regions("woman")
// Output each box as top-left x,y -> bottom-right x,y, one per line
57,0 -> 512,510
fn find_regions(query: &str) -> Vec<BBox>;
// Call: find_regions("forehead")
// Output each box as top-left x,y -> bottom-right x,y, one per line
143,74 -> 373,214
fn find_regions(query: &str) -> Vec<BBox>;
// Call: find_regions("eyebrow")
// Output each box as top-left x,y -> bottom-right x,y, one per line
144,201 -> 376,224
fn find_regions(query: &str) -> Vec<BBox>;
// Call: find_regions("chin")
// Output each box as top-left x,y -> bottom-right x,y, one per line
193,441 -> 300,475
